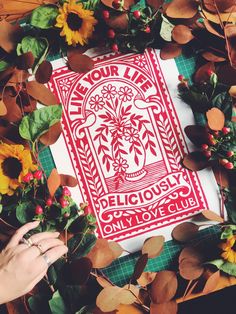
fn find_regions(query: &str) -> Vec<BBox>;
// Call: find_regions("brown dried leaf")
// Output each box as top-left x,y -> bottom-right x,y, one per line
165,0 -> 198,18
184,125 -> 209,147
160,43 -> 182,60
47,168 -> 61,197
39,121 -> 62,146
106,13 -> 129,31
109,241 -> 123,259
2,90 -> 22,122
203,20 -> 224,38
0,20 -> 22,53
142,235 -> 164,258
201,8 -> 236,23
202,270 -> 220,294
26,81 -> 58,105
178,247 -> 204,264
203,0 -> 236,13
150,271 -> 178,303
65,257 -> 92,285
172,222 -> 199,242
200,209 -> 224,223
60,174 -> 78,187
16,52 -> 35,70
147,0 -> 164,10
202,51 -> 226,62
216,63 -> 236,85
150,301 -> 178,314
206,107 -> 225,131
194,62 -> 215,83
137,272 -> 156,287
96,286 -> 122,312
119,285 -> 139,305
212,165 -> 229,188
96,276 -> 113,288
35,60 -> 53,84
68,53 -> 94,74
172,25 -> 194,44
182,151 -> 209,171
179,259 -> 204,280
131,254 -> 148,281
0,99 -> 7,116
87,239 -> 115,268
225,24 -> 236,69
8,69 -> 30,83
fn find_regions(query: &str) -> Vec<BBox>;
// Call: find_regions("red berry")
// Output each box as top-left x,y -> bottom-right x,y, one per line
144,26 -> 151,33
133,10 -> 141,19
111,43 -> 119,52
23,172 -> 33,183
64,212 -> 70,218
203,150 -> 211,158
35,205 -> 43,215
226,151 -> 234,157
224,162 -> 234,170
112,0 -> 121,9
62,186 -> 71,197
102,10 -> 110,19
222,127 -> 231,135
107,29 -> 115,39
33,170 -> 43,180
46,198 -> 53,206
178,75 -> 184,82
201,144 -> 209,151
60,197 -> 69,208
220,158 -> 229,166
207,69 -> 214,76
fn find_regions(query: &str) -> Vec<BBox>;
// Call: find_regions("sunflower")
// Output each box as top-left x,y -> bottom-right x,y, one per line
219,235 -> 236,263
0,143 -> 37,196
55,0 -> 97,46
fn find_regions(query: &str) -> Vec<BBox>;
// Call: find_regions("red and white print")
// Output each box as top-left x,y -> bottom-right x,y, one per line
49,49 -> 221,249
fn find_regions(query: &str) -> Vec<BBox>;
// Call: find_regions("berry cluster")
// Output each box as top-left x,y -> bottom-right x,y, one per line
22,170 -> 43,183
201,127 -> 235,170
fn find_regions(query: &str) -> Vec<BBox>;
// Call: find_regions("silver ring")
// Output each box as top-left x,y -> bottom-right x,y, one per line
42,254 -> 51,267
34,243 -> 44,255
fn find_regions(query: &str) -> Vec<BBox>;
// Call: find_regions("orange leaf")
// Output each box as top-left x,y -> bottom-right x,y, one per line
137,272 -> 156,287
150,271 -> 178,303
108,241 -> 124,259
96,286 -> 122,312
202,271 -> 220,294
160,43 -> 182,60
172,25 -> 194,44
26,81 -> 59,106
87,239 -> 115,268
201,51 -> 226,62
165,0 -> 198,18
179,259 -> 204,280
47,168 -> 61,197
0,99 -> 7,116
0,20 -> 22,53
142,235 -> 164,258
206,107 -> 225,131
106,13 -> 129,31
39,121 -> 62,146
182,151 -> 209,171
68,53 -> 94,74
200,209 -> 224,223
96,276 -> 113,288
172,222 -> 199,242
150,301 -> 178,314
60,174 -> 78,187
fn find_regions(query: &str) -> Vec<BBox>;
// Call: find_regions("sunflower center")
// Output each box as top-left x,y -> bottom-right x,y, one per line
67,12 -> 83,31
2,157 -> 22,179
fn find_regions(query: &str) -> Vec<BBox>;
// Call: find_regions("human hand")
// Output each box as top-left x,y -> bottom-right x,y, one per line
0,221 -> 68,304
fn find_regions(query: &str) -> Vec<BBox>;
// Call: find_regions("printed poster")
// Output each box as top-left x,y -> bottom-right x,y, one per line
49,48 -> 222,251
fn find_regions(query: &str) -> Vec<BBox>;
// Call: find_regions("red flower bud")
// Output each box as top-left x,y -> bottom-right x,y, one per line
111,43 -> 119,52
35,205 -> 43,215
222,127 -> 231,135
46,198 -> 53,206
102,10 -> 110,19
226,151 -> 234,158
203,150 -> 212,158
178,74 -> 184,82
144,26 -> 151,33
220,159 -> 229,166
107,29 -> 115,39
62,186 -> 71,197
207,69 -> 214,76
33,170 -> 43,180
23,172 -> 33,183
112,0 -> 121,9
224,162 -> 234,170
201,144 -> 209,151
133,10 -> 141,19
60,197 -> 69,208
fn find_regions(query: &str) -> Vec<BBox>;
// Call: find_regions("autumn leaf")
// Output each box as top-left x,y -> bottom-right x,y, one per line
142,235 -> 164,258
172,222 -> 199,242
47,168 -> 61,197
150,271 -> 178,303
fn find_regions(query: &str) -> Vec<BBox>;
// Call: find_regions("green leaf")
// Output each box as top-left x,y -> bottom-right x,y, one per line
81,0 -> 100,10
210,73 -> 218,87
130,0 -> 147,12
30,5 -> 59,29
19,105 -> 62,143
220,261 -> 236,276
28,294 -> 51,314
16,201 -> 33,224
207,259 -> 224,269
75,305 -> 93,314
221,227 -> 233,239
0,60 -> 10,72
0,204 -> 2,214
17,36 -> 49,66
49,290 -> 69,314
68,233 -> 97,259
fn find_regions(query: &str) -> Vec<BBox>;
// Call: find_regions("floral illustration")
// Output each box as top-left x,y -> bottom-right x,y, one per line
93,84 -> 157,189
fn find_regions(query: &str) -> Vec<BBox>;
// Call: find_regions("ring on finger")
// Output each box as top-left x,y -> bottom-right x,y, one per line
33,243 -> 44,255
42,253 -> 51,267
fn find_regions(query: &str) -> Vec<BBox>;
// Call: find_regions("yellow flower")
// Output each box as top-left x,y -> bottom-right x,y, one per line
0,143 -> 37,196
55,0 -> 97,46
219,235 -> 236,263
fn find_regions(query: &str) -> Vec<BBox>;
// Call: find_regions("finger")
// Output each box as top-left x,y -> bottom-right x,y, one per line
37,245 -> 68,269
29,231 -> 60,244
7,221 -> 40,248
29,238 -> 65,257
